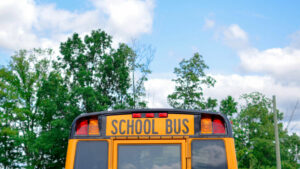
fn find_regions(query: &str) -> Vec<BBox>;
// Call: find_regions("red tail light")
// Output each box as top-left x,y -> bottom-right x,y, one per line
76,119 -> 88,135
145,113 -> 155,118
158,113 -> 168,118
76,116 -> 100,136
132,113 -> 142,118
201,115 -> 226,134
213,118 -> 226,134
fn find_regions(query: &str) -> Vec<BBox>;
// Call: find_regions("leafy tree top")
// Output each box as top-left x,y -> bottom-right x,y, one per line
168,53 -> 216,109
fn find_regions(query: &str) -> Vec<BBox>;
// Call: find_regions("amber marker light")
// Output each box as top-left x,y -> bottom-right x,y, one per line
88,117 -> 100,135
201,115 -> 213,134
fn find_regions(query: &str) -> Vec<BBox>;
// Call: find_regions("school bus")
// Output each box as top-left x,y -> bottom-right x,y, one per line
65,109 -> 238,169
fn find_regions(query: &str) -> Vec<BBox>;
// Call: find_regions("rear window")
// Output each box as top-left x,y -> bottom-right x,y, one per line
118,144 -> 181,169
74,141 -> 108,169
192,140 -> 227,169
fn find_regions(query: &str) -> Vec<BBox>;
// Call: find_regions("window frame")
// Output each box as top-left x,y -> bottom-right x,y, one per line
113,139 -> 186,169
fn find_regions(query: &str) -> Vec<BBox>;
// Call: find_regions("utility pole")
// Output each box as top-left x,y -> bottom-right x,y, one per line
273,95 -> 281,169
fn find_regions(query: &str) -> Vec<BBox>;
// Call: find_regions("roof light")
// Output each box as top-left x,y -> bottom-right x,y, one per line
158,113 -> 168,118
145,113 -> 155,118
88,117 -> 100,135
132,113 -> 142,118
76,119 -> 88,135
213,118 -> 226,134
201,115 -> 212,134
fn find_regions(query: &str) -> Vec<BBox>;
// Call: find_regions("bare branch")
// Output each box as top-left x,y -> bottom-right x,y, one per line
286,99 -> 299,130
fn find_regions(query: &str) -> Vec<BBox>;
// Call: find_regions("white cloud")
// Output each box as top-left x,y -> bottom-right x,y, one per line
204,74 -> 300,110
144,74 -> 300,134
219,23 -> 300,85
203,18 -> 215,29
0,0 -> 155,51
0,0 -> 39,49
290,30 -> 300,48
201,21 -> 300,134
145,78 -> 174,108
92,0 -> 154,42
146,74 -> 300,110
222,24 -> 249,50
239,47 -> 300,84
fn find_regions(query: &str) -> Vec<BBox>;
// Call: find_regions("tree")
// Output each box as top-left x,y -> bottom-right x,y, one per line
0,49 -> 55,168
168,53 -> 216,109
234,92 -> 300,169
58,30 -> 137,112
33,71 -> 70,168
220,96 -> 238,118
0,67 -> 22,168
205,97 -> 218,111
128,40 -> 154,108
0,29 -> 152,168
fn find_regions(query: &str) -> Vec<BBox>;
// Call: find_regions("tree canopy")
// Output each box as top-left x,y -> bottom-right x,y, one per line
168,52 -> 299,169
167,53 -> 216,109
0,29 -> 299,168
0,29 -> 152,168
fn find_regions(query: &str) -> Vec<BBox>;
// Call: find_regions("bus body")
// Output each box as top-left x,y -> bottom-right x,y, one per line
65,109 -> 238,169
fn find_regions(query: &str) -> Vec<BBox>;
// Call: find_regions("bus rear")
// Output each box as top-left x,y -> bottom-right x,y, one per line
65,109 -> 238,169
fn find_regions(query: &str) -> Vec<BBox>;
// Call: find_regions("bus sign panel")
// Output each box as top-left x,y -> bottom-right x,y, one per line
106,114 -> 194,136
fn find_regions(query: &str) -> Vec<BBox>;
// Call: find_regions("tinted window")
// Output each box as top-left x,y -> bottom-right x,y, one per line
118,144 -> 181,169
74,141 -> 108,169
192,140 -> 227,169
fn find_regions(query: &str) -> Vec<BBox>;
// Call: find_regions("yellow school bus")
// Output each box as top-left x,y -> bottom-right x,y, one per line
65,109 -> 238,169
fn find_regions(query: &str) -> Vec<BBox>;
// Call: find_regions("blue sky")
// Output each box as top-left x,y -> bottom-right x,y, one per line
0,0 -> 300,133
2,0 -> 299,74
141,0 -> 300,74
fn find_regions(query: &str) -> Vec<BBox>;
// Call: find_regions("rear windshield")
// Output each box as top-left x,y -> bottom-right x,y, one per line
74,141 -> 108,169
118,144 -> 181,169
192,140 -> 227,169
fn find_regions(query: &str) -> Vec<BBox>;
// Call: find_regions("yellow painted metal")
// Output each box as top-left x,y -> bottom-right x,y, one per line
106,114 -> 194,136
65,139 -> 77,169
186,139 -> 191,169
112,139 -> 186,169
224,138 -> 238,169
65,138 -> 237,169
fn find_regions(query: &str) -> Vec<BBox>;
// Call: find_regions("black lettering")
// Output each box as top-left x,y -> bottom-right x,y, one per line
127,120 -> 134,134
152,119 -> 158,134
166,119 -> 172,134
182,119 -> 189,134
174,119 -> 181,134
111,120 -> 118,134
144,119 -> 151,134
119,120 -> 125,134
135,120 -> 142,134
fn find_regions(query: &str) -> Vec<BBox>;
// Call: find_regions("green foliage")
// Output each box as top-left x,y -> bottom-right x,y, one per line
220,95 -> 238,118
205,97 -> 218,111
234,92 -> 300,169
0,73 -> 22,168
58,30 -> 136,112
0,29 -> 299,169
0,29 -> 151,168
0,49 -> 55,168
168,53 -> 216,109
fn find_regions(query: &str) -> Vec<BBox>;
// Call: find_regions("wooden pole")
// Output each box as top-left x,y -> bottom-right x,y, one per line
273,95 -> 281,169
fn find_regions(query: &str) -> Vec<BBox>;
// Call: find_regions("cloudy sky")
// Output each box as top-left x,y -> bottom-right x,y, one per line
0,0 -> 299,134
